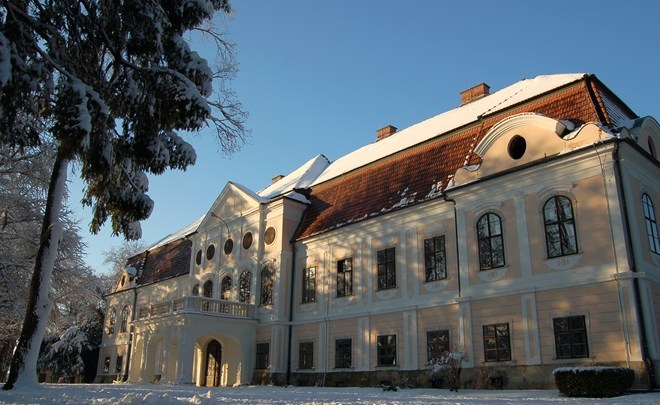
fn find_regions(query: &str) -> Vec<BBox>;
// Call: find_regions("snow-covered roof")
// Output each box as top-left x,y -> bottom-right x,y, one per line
257,154 -> 330,199
143,216 -> 202,252
312,73 -> 586,186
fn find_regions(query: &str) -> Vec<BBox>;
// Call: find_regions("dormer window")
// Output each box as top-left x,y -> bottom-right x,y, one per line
508,135 -> 527,160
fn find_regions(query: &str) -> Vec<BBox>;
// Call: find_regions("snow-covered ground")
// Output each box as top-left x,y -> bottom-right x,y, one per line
1,384 -> 659,405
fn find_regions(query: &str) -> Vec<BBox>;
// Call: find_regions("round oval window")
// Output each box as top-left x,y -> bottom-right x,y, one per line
243,232 -> 253,250
264,227 -> 276,245
508,135 -> 527,160
224,238 -> 234,255
195,250 -> 202,265
206,244 -> 215,261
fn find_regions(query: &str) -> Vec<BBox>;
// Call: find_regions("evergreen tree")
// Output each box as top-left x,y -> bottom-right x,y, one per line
0,0 -> 247,389
38,326 -> 89,382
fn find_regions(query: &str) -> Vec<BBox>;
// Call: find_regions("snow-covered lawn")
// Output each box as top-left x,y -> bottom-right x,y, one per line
1,384 -> 659,404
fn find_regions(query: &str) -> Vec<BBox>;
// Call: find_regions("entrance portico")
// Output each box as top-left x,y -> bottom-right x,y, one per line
130,297 -> 257,386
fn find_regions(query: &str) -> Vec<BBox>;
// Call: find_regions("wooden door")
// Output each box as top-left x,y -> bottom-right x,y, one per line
205,340 -> 222,387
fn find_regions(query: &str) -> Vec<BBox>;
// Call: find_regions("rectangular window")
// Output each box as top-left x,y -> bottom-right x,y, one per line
302,267 -> 316,303
299,342 -> 314,369
103,357 -> 110,373
426,330 -> 450,363
335,338 -> 352,368
115,356 -> 123,374
255,343 -> 270,369
553,315 -> 589,359
483,323 -> 511,362
377,334 -> 397,366
337,258 -> 353,297
424,236 -> 447,281
377,247 -> 396,290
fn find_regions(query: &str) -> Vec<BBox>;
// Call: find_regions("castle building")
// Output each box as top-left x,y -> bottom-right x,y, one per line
98,73 -> 660,389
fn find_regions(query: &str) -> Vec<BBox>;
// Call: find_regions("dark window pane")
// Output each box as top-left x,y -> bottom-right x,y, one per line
477,214 -> 505,270
256,343 -> 269,369
377,248 -> 396,290
335,339 -> 352,368
553,315 -> 589,359
302,267 -> 316,303
427,330 -> 450,362
337,258 -> 353,297
483,323 -> 511,362
544,196 -> 578,258
377,335 -> 397,366
424,236 -> 447,281
239,271 -> 251,303
299,342 -> 314,369
260,266 -> 274,306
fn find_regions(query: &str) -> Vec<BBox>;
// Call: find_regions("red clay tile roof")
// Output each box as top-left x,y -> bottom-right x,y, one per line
127,238 -> 192,286
295,75 -> 636,240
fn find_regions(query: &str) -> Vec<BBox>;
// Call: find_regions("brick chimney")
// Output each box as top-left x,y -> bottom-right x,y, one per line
460,83 -> 490,105
376,125 -> 397,141
271,174 -> 285,184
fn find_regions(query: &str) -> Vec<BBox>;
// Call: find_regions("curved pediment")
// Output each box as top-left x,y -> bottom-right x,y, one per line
453,114 -> 606,186
620,116 -> 660,160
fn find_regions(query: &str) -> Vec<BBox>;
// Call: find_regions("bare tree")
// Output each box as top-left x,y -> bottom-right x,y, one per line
0,142 -> 106,383
102,240 -> 146,277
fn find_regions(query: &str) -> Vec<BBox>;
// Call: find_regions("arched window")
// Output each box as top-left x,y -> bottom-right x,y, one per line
642,193 -> 660,254
477,213 -> 505,270
107,307 -> 117,334
544,196 -> 578,258
260,266 -> 274,306
203,280 -> 213,298
239,271 -> 251,303
221,276 -> 232,300
192,284 -> 200,296
119,306 -> 129,333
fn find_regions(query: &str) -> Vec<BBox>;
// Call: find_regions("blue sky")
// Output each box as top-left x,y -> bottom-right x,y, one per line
71,0 -> 660,274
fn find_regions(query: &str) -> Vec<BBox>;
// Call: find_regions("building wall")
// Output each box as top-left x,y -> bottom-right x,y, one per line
98,113 -> 660,389
288,121 -> 655,388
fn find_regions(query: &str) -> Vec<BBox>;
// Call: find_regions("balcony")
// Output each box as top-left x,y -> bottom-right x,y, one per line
136,296 -> 254,320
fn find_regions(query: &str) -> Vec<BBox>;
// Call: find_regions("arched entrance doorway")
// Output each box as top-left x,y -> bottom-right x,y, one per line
205,340 -> 222,387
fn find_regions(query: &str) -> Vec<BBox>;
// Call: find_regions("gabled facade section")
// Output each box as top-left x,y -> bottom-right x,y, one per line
98,156 -> 329,385
98,74 -> 660,389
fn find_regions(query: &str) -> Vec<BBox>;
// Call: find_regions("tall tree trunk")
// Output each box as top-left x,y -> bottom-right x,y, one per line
3,152 -> 68,390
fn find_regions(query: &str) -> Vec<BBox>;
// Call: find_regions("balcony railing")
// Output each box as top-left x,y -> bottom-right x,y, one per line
136,296 -> 254,320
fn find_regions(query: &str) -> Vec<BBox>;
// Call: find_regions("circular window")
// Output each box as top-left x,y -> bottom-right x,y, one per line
264,227 -> 276,245
224,238 -> 234,255
206,244 -> 215,261
195,250 -> 202,265
508,135 -> 527,160
243,232 -> 253,250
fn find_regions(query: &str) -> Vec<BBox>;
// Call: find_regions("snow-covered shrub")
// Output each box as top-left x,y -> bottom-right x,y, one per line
38,326 -> 90,382
553,366 -> 634,397
428,351 -> 465,391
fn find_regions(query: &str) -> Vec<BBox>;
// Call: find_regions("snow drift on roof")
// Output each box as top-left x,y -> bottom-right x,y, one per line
312,73 -> 586,186
257,154 -> 330,199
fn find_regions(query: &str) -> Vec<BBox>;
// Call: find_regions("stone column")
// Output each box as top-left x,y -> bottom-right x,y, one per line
175,328 -> 194,384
